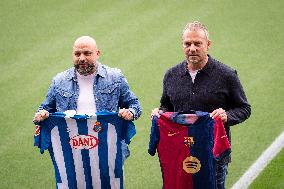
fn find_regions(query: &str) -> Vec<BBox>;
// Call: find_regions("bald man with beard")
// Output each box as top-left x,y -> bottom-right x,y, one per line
34,35 -> 142,158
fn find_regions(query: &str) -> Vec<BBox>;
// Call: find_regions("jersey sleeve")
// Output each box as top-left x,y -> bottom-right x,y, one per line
213,117 -> 231,160
33,119 -> 53,154
123,120 -> 136,144
148,116 -> 160,156
33,125 -> 42,149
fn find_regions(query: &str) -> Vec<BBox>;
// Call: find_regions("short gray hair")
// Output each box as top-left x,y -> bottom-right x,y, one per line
182,21 -> 209,39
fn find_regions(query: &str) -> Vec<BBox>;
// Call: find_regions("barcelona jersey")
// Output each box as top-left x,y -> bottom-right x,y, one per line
148,111 -> 231,189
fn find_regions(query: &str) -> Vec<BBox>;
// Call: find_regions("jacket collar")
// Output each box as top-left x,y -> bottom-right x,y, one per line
96,62 -> 106,78
181,55 -> 215,77
198,55 -> 215,77
67,61 -> 106,81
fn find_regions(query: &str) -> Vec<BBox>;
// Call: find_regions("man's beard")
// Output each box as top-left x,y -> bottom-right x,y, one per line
187,56 -> 200,64
74,62 -> 96,76
189,59 -> 200,64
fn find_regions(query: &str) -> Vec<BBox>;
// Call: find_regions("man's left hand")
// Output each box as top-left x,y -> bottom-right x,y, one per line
119,108 -> 134,121
210,108 -> 227,123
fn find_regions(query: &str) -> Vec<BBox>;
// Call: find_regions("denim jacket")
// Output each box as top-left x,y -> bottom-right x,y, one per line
39,62 -> 142,120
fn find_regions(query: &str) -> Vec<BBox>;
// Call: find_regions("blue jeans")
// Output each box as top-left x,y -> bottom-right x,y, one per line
216,162 -> 228,189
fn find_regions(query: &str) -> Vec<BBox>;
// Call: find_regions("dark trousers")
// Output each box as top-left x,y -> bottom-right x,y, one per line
216,162 -> 228,189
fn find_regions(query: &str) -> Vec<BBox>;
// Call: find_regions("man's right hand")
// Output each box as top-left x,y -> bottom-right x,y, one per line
150,108 -> 161,120
33,110 -> 49,123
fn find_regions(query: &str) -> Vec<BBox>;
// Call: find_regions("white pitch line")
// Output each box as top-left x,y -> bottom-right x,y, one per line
231,130 -> 284,189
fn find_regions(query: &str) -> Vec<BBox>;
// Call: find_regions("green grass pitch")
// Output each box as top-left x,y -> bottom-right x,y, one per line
250,148 -> 284,189
0,0 -> 283,188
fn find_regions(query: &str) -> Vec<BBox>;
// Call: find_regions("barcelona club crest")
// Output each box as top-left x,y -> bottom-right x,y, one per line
93,121 -> 103,132
184,137 -> 194,147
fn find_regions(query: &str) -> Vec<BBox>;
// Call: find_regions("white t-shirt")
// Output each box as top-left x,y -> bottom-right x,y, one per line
76,72 -> 97,115
189,70 -> 198,83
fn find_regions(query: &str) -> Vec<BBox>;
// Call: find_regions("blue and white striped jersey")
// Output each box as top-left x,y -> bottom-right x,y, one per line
34,111 -> 136,189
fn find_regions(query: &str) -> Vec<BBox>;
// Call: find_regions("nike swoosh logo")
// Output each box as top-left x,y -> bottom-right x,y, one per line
168,132 -> 179,136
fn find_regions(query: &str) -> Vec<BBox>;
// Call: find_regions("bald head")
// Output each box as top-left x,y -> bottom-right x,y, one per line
73,36 -> 98,50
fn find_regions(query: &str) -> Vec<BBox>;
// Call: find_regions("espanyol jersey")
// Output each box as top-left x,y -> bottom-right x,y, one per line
148,112 -> 231,189
34,111 -> 136,189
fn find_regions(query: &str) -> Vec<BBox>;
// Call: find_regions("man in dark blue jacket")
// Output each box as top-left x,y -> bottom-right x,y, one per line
151,21 -> 251,189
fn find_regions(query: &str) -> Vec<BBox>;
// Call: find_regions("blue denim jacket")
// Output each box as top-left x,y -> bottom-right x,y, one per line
39,62 -> 142,120
38,62 -> 142,161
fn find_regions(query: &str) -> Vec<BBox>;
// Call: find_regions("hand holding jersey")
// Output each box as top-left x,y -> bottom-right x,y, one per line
118,108 -> 134,121
210,108 -> 227,123
33,109 -> 49,123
